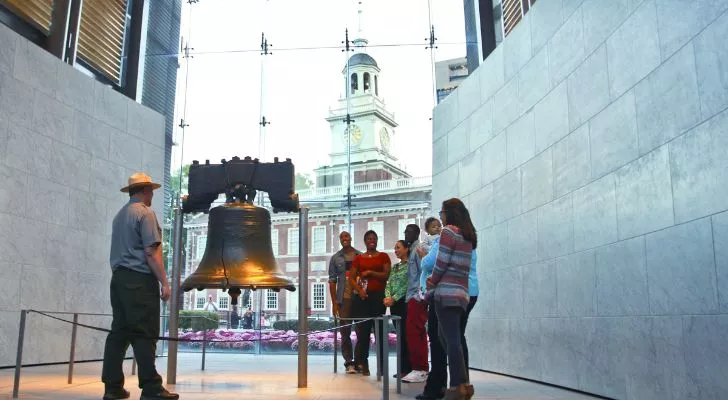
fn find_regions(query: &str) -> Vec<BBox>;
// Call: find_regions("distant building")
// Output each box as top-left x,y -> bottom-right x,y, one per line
182,14 -> 432,325
435,57 -> 469,104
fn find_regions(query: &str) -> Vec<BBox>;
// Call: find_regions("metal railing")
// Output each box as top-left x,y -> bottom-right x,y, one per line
11,310 -> 217,399
295,176 -> 432,200
333,315 -> 402,400
12,309 -> 401,400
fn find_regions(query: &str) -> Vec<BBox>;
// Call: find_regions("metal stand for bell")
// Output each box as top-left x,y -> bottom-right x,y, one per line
297,207 -> 309,388
167,200 -> 184,384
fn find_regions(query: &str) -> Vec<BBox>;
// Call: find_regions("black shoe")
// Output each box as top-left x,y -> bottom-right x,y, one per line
103,388 -> 130,400
140,388 -> 179,400
415,389 -> 445,400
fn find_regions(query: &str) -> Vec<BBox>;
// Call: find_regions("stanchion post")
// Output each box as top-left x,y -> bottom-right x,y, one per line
333,316 -> 338,373
201,330 -> 206,371
12,310 -> 27,399
132,359 -> 136,375
395,316 -> 401,394
67,313 -> 78,384
167,201 -> 184,384
374,318 -> 381,382
297,207 -> 309,388
382,314 -> 390,400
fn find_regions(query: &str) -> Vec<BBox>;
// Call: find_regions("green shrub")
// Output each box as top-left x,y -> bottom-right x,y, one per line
179,310 -> 219,331
272,319 -> 334,332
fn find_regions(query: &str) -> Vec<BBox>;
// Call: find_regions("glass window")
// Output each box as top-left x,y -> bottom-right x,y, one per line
288,228 -> 299,255
196,235 -> 207,260
368,221 -> 384,246
217,291 -> 229,310
286,262 -> 299,272
398,218 -> 416,240
271,228 -> 279,256
311,261 -> 326,272
363,72 -> 371,92
195,294 -> 205,309
265,289 -> 278,310
312,283 -> 326,310
350,72 -> 358,94
312,226 -> 326,254
339,224 -> 354,245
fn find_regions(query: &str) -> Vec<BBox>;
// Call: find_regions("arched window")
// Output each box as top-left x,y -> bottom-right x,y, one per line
350,73 -> 358,94
375,75 -> 379,96
363,72 -> 371,93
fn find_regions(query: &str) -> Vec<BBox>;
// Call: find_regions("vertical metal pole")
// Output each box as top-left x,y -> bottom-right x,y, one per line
201,330 -> 206,371
395,317 -> 401,394
122,0 -> 145,100
297,207 -> 309,388
131,359 -> 136,375
64,0 -> 83,65
333,316 -> 338,373
258,294 -> 263,355
67,313 -> 78,384
374,318 -> 381,381
382,315 -> 390,400
12,310 -> 27,399
167,202 -> 184,384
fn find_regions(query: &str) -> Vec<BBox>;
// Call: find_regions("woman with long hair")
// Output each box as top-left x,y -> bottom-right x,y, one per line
348,230 -> 391,376
425,198 -> 476,400
384,240 -> 412,377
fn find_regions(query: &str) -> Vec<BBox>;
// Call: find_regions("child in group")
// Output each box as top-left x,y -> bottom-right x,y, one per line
420,217 -> 442,253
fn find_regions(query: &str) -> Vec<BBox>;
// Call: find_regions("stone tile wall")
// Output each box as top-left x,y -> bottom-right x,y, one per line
433,0 -> 728,398
0,24 -> 166,367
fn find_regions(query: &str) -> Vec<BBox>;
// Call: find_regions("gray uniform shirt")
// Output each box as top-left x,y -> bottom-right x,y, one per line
109,198 -> 162,274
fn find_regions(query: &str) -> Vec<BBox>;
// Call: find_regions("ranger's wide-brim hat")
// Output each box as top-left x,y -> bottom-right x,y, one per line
120,172 -> 162,193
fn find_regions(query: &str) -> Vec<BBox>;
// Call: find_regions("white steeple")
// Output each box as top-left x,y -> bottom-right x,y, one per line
352,1 -> 368,50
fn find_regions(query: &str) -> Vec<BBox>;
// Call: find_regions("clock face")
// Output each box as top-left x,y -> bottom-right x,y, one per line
343,124 -> 362,146
379,127 -> 390,152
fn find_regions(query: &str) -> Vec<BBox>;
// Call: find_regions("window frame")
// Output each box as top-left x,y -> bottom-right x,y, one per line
217,291 -> 229,310
271,228 -> 279,256
311,225 -> 326,254
311,282 -> 326,311
367,221 -> 384,246
288,228 -> 299,255
398,218 -> 416,240
310,261 -> 326,272
264,289 -> 279,310
196,235 -> 207,260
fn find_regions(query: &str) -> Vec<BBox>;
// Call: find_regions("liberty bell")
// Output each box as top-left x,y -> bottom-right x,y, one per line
180,156 -> 299,305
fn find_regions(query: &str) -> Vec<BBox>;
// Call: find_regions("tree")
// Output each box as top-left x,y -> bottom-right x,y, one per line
170,164 -> 191,194
295,173 -> 313,190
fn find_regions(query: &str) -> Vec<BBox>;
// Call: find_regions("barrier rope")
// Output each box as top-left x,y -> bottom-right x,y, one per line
28,310 -> 376,343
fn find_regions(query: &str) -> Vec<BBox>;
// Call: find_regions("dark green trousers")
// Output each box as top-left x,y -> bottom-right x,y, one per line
102,268 -> 163,393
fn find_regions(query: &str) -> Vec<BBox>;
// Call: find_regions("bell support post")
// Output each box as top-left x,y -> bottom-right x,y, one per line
167,197 -> 184,384
297,206 -> 309,388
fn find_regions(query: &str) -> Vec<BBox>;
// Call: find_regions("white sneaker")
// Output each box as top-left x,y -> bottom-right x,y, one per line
401,370 -> 428,383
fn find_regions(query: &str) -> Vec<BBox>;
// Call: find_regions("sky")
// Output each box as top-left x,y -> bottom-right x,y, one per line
170,0 -> 467,180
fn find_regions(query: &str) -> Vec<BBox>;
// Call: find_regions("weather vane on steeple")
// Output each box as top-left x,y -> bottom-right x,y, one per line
352,0 -> 368,50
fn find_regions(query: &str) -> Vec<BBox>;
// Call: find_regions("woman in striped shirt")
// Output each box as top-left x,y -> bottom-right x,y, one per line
426,198 -> 477,400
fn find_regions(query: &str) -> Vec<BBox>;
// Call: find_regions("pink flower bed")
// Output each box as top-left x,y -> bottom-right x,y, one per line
175,329 -> 403,352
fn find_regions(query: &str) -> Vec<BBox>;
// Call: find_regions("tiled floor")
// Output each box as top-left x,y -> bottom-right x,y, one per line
1,353 -> 602,399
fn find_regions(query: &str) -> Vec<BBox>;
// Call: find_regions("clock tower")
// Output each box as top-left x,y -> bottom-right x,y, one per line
316,2 -> 410,188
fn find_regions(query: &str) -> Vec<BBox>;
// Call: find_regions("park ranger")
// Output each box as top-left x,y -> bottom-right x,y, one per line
101,172 -> 179,400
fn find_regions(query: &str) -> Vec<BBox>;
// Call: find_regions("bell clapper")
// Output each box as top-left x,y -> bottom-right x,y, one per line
228,287 -> 242,306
